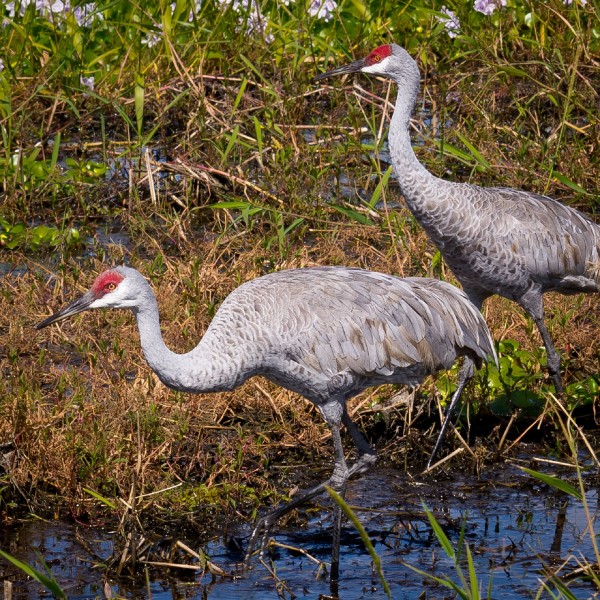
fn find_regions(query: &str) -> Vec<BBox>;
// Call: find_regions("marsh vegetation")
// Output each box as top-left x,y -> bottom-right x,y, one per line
0,0 -> 598,597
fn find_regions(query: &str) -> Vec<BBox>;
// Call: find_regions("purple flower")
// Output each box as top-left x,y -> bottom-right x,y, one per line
222,0 -> 274,42
73,3 -> 102,26
308,0 -> 337,21
439,6 -> 460,38
474,0 -> 506,16
142,30 -> 162,48
80,75 -> 94,91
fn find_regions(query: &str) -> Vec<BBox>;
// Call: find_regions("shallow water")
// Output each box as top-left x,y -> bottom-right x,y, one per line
1,459 -> 598,599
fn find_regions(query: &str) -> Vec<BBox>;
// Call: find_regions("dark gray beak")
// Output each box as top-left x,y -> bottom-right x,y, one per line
314,58 -> 366,81
36,290 -> 96,330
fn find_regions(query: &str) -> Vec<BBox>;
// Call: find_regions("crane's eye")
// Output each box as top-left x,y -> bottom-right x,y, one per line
372,54 -> 381,63
106,282 -> 116,291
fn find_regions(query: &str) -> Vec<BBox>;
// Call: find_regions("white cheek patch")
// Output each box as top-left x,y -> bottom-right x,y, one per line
89,284 -> 130,309
361,56 -> 391,74
89,296 -> 111,309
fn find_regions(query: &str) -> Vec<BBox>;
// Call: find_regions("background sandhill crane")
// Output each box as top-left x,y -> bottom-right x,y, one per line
36,265 -> 496,580
316,43 -> 600,407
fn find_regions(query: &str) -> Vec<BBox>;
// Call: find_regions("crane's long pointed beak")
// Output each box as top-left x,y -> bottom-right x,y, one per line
314,58 -> 366,81
36,290 -> 96,330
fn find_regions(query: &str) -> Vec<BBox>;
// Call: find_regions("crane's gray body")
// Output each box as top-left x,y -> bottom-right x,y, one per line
321,43 -> 600,393
131,266 -> 494,419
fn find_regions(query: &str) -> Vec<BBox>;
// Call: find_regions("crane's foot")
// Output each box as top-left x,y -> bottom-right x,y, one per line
244,511 -> 280,564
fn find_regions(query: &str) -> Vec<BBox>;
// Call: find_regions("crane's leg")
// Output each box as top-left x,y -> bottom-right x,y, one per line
245,419 -> 351,567
342,411 -> 377,476
427,357 -> 475,469
531,316 -> 563,395
521,291 -> 563,395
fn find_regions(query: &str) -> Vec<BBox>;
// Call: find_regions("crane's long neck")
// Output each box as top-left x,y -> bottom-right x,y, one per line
387,70 -> 459,229
132,292 -> 238,394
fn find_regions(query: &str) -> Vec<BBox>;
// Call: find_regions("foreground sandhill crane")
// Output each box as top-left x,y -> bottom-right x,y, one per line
36,265 -> 496,580
316,44 -> 600,402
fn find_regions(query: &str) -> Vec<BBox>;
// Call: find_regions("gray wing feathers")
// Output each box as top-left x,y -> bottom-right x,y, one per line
231,268 -> 497,379
487,188 -> 600,283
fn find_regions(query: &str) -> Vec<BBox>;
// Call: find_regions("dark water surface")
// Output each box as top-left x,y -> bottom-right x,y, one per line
1,458 -> 598,599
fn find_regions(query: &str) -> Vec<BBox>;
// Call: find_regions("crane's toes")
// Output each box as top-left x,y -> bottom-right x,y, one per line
245,513 -> 279,564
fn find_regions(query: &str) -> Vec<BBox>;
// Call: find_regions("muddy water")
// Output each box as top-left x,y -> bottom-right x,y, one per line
1,457 -> 598,599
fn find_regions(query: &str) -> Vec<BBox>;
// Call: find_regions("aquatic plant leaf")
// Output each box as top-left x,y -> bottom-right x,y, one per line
0,550 -> 66,598
519,467 -> 583,500
325,486 -> 391,599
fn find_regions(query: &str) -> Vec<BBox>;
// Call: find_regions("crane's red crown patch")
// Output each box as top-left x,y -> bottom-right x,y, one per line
366,45 -> 392,66
91,270 -> 125,297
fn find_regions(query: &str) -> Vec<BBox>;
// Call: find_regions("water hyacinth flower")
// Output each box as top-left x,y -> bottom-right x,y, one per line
142,28 -> 162,48
308,0 -> 337,22
5,0 -> 35,19
73,3 -> 102,26
474,0 -> 506,15
188,0 -> 202,21
222,0 -> 274,42
439,6 -> 460,38
35,0 -> 69,16
0,58 -> 4,71
80,75 -> 94,91
563,0 -> 587,5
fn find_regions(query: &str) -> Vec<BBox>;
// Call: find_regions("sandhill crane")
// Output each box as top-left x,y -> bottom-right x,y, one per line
36,265 -> 496,580
316,43 -> 600,410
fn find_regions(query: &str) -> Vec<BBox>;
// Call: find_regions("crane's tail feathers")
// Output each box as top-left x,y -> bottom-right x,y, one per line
587,260 -> 600,289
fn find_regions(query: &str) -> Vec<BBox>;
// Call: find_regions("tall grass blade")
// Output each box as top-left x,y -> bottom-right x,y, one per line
423,503 -> 455,560
331,204 -> 375,225
325,486 -> 391,598
454,131 -> 490,169
222,125 -> 239,164
538,577 -> 578,600
551,170 -> 589,195
50,132 -> 60,171
83,486 -> 117,509
464,543 -> 480,600
402,561 -> 470,599
0,550 -> 66,598
367,166 -> 393,209
135,73 -> 145,139
232,77 -> 248,114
